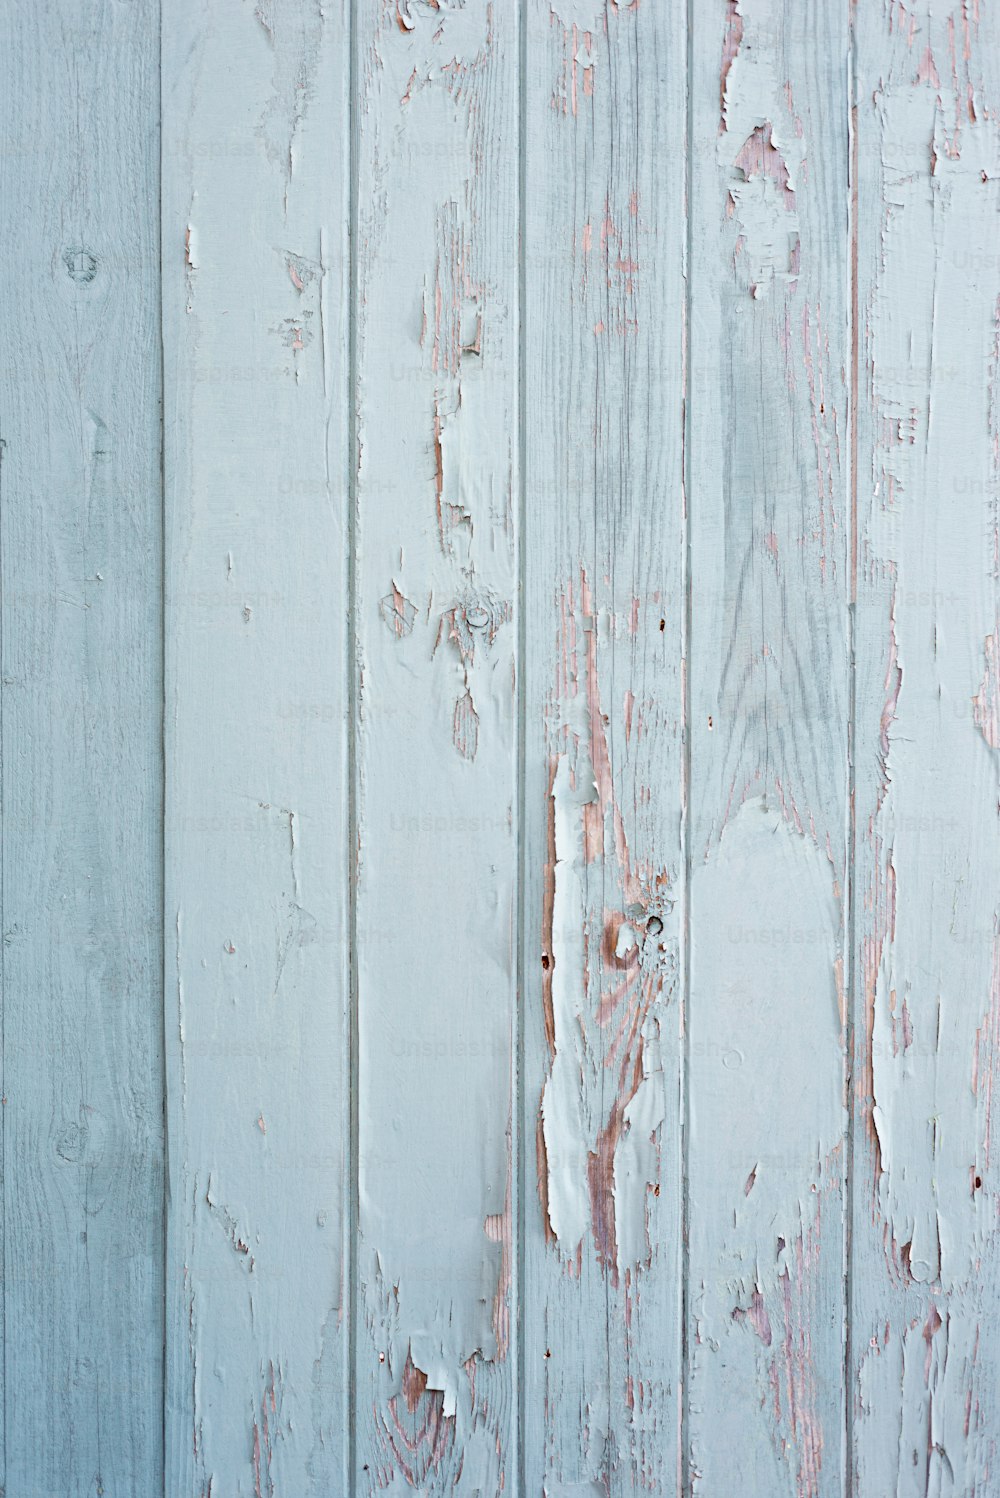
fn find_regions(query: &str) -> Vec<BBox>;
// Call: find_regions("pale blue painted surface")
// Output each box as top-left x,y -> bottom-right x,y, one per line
522,3 -> 685,1491
0,3 -> 164,1493
162,3 -> 351,1494
351,4 -> 519,1488
1,2 -> 1000,1494
687,3 -> 850,1491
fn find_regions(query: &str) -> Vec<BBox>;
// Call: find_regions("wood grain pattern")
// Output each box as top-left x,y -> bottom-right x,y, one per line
7,4 -> 1000,1491
162,2 -> 351,1491
351,2 -> 519,1490
852,3 -> 1000,1491
686,1 -> 850,1492
522,2 -> 686,1492
0,2 -> 164,1492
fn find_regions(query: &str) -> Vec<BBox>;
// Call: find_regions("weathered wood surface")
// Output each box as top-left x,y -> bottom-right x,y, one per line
351,3 -> 519,1490
5,1 -> 1000,1491
522,2 -> 686,1492
686,2 -> 851,1493
0,3 -> 164,1493
162,2 -> 351,1493
852,3 -> 1000,1493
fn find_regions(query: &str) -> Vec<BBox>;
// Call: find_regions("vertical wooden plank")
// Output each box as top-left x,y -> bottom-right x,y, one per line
351,2 -> 519,1490
162,3 -> 351,1491
852,3 -> 1000,1490
522,4 -> 686,1492
686,2 -> 850,1493
0,2 -> 163,1491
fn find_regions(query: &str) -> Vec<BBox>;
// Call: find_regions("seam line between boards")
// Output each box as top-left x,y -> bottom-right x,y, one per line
1,273 -> 7,1498
346,0 -> 361,1491
844,7 -> 860,1497
157,2 -> 168,1490
515,1 -> 528,1493
680,0 -> 695,1492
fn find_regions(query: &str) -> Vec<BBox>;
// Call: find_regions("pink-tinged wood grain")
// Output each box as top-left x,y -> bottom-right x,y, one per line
352,1 -> 519,1490
852,2 -> 1000,1491
11,4 -> 1000,1491
523,3 -> 686,1490
686,1 -> 850,1492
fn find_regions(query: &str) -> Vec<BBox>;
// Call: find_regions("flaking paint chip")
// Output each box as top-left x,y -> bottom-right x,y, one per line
380,585 -> 417,638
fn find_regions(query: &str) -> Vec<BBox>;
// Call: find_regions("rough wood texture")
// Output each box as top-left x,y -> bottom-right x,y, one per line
0,0 -> 163,1486
162,2 -> 351,1492
852,3 -> 1000,1492
687,1 -> 850,1492
0,3 -> 164,1493
9,3 -> 1000,1491
522,2 -> 686,1492
351,3 -> 519,1491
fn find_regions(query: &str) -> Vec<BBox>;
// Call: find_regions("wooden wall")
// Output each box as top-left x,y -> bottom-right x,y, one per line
2,1 -> 999,1493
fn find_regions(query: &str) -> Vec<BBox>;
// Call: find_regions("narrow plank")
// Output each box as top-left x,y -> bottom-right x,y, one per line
351,3 -> 519,1491
162,3 -> 351,1491
0,2 -> 163,1491
686,1 -> 850,1492
852,3 -> 1000,1491
522,3 -> 687,1491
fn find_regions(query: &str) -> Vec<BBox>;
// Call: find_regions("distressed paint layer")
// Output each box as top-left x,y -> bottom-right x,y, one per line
10,4 -> 1000,1491
353,1 -> 518,1489
853,2 -> 1000,1491
524,3 -> 687,1491
163,1 -> 351,1490
687,0 -> 850,1491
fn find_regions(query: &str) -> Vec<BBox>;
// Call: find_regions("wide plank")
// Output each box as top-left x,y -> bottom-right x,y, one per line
852,2 -> 1000,1490
686,1 -> 850,1491
162,3 -> 351,1490
0,2 -> 164,1491
351,2 -> 519,1490
522,2 -> 687,1492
